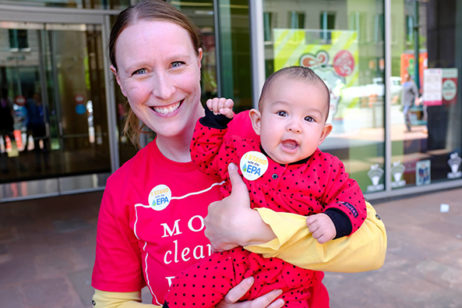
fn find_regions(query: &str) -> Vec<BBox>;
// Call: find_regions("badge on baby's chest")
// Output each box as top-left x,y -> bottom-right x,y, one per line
240,151 -> 268,181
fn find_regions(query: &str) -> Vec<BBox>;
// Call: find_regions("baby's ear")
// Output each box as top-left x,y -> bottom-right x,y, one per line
318,123 -> 333,145
249,109 -> 262,136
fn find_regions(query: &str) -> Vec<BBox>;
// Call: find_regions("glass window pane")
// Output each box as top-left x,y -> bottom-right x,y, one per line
172,0 -> 218,102
263,0 -> 385,193
391,0 -> 462,188
0,0 -> 130,9
214,0 -> 252,112
0,22 -> 110,183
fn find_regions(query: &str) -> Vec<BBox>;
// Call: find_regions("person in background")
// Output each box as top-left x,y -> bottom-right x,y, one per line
91,1 -> 387,307
0,89 -> 15,152
25,92 -> 49,170
401,73 -> 419,132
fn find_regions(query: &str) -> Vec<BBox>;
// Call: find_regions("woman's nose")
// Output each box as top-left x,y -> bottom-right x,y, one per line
152,72 -> 175,99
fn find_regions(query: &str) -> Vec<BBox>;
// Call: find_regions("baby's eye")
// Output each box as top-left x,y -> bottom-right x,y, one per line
171,61 -> 185,68
132,68 -> 147,75
277,111 -> 287,117
304,116 -> 315,122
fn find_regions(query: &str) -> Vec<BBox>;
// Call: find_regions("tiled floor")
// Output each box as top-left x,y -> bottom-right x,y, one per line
0,188 -> 461,307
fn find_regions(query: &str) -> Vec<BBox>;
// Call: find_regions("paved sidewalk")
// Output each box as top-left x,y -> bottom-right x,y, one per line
0,188 -> 461,307
325,188 -> 462,308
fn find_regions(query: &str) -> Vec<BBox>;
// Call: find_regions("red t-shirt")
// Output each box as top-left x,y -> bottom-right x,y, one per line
91,139 -> 224,305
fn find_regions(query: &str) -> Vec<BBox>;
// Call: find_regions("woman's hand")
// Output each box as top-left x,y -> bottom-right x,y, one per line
217,277 -> 285,308
204,163 -> 276,251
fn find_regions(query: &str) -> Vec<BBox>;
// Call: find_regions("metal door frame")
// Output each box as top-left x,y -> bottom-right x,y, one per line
0,5 -> 120,202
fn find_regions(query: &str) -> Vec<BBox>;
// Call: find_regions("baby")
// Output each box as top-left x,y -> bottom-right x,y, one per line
163,66 -> 367,307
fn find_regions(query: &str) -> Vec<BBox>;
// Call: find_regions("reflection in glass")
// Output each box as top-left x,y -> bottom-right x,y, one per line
0,0 -> 130,9
0,22 -> 110,183
262,0 -> 385,192
391,0 -> 462,188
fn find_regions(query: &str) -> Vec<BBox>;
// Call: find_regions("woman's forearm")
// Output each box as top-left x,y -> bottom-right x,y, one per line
92,289 -> 159,308
245,202 -> 387,272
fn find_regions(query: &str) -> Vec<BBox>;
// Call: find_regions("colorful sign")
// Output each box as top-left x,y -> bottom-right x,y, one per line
400,52 -> 427,84
274,29 -> 358,122
416,160 -> 431,186
422,68 -> 458,106
442,68 -> 458,105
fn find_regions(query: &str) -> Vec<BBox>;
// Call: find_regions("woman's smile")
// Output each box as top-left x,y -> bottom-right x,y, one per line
152,100 -> 183,116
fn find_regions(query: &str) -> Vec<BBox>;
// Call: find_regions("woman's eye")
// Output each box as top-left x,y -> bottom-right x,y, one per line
132,68 -> 147,75
277,111 -> 287,117
304,116 -> 315,122
171,61 -> 185,68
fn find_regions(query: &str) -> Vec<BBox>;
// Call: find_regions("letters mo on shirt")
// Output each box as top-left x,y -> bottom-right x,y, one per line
161,216 -> 213,264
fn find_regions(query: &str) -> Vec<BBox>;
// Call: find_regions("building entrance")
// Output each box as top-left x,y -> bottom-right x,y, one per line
0,9 -> 112,200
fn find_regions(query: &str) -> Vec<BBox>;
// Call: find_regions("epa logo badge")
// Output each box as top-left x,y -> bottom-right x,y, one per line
240,151 -> 268,181
149,184 -> 172,211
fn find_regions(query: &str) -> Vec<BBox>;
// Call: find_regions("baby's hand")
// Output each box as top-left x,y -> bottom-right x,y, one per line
306,213 -> 336,244
206,97 -> 234,119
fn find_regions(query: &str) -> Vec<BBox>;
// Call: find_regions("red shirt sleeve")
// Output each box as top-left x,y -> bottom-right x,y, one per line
319,152 -> 367,234
91,174 -> 145,292
191,110 -> 257,179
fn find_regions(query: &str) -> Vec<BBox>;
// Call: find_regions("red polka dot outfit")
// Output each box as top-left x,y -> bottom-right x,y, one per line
163,110 -> 366,307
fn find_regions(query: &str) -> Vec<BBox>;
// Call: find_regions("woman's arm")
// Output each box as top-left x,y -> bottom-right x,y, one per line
205,164 -> 387,272
92,289 -> 158,308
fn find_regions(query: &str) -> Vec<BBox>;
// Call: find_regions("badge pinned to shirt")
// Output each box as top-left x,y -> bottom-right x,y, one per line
149,184 -> 172,211
240,151 -> 268,181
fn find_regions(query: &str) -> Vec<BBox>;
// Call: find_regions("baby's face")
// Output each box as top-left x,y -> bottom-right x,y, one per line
252,76 -> 332,164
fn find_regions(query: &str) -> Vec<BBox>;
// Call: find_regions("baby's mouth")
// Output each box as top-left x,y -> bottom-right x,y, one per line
152,100 -> 183,114
281,140 -> 298,150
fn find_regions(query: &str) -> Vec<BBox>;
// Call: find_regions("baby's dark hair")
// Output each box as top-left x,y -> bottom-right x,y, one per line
258,66 -> 331,121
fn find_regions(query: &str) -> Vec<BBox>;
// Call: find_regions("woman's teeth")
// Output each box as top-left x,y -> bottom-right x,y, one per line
154,102 -> 180,114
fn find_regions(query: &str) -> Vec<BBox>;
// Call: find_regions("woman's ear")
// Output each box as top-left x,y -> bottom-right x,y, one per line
110,65 -> 127,97
197,48 -> 203,69
249,109 -> 262,136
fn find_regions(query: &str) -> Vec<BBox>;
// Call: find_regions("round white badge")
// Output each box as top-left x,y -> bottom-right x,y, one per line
442,79 -> 457,101
148,184 -> 172,211
240,151 -> 269,181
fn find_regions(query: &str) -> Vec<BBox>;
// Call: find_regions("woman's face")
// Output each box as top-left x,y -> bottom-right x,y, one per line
113,20 -> 203,141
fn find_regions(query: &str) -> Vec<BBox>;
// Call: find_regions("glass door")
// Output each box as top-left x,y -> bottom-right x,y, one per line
0,17 -> 111,194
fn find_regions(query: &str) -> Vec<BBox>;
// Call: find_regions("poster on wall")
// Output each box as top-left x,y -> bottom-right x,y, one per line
422,68 -> 443,106
416,160 -> 431,186
442,68 -> 458,105
273,29 -> 358,123
400,51 -> 428,84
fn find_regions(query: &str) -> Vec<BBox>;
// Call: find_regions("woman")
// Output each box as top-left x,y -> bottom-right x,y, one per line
91,1 -> 387,307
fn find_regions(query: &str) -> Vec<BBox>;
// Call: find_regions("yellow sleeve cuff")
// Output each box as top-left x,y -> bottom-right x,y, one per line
92,289 -> 160,308
245,202 -> 387,273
